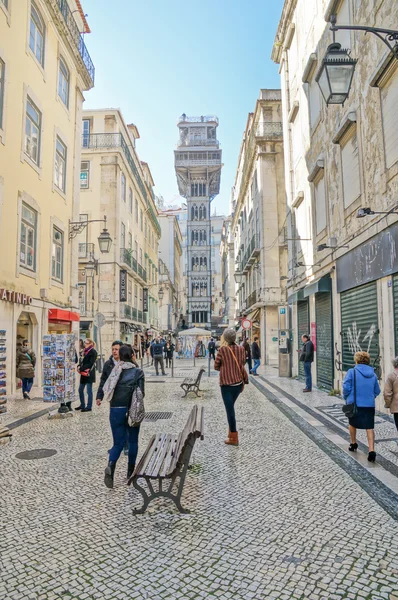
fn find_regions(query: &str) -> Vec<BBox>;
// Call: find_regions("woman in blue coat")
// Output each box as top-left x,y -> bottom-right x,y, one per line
343,351 -> 380,462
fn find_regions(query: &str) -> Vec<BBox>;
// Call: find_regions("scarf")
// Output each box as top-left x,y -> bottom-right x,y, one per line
84,344 -> 94,355
103,361 -> 135,403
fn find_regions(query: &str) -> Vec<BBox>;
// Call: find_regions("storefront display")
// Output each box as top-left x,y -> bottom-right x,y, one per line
42,334 -> 76,403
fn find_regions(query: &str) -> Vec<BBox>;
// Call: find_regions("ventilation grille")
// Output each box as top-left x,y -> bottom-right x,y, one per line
144,411 -> 173,422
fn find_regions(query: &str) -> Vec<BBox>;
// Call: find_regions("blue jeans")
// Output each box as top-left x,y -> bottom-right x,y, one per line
252,359 -> 261,374
22,378 -> 33,394
304,361 -> 312,390
79,382 -> 93,409
220,384 -> 243,432
109,407 -> 140,465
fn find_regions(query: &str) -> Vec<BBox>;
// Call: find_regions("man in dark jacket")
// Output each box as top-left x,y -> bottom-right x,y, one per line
152,337 -> 166,375
208,338 -> 216,361
96,340 -> 122,402
251,337 -> 261,375
300,334 -> 314,392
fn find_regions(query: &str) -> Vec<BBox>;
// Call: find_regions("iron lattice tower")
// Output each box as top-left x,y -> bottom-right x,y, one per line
174,115 -> 222,328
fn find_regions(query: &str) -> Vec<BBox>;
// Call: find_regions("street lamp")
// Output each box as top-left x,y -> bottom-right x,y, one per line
158,287 -> 164,301
69,216 -> 112,253
357,207 -> 398,218
317,14 -> 398,106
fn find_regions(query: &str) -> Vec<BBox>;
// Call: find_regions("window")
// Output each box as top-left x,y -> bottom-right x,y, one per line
309,79 -> 321,130
80,161 -> 89,189
54,137 -> 67,192
25,98 -> 41,165
129,188 -> 133,213
128,232 -> 132,250
341,128 -> 361,208
380,69 -> 398,169
0,59 -> 4,130
144,218 -> 147,239
20,204 -> 37,271
135,198 -> 138,223
1,0 -> 9,9
58,57 -> 70,107
128,277 -> 132,306
134,284 -> 138,308
121,223 -> 126,249
121,172 -> 126,202
52,227 -> 63,282
140,209 -> 143,231
139,248 -> 143,266
82,118 -> 90,148
314,175 -> 327,234
29,2 -> 45,66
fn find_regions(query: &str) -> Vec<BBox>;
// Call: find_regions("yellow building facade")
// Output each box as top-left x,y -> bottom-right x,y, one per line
0,0 -> 94,394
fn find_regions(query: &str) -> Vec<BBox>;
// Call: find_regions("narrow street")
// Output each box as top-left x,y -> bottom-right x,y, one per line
1,362 -> 398,600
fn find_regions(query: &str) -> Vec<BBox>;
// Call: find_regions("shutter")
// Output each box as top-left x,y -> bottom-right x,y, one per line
393,275 -> 398,355
315,175 -> 326,233
297,299 -> 309,378
341,130 -> 360,208
340,282 -> 379,373
315,292 -> 333,389
381,69 -> 398,169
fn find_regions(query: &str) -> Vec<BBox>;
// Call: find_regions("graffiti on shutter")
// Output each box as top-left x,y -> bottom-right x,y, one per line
297,300 -> 309,379
315,292 -> 333,389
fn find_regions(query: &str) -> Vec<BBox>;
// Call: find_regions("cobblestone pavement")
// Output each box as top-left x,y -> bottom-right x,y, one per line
1,363 -> 398,599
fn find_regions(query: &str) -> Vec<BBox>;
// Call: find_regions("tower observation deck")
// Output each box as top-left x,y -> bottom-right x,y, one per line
174,114 -> 222,329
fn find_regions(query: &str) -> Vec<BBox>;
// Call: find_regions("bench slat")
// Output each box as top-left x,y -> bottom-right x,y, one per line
159,435 -> 179,478
133,434 -> 157,477
140,433 -> 167,477
149,434 -> 174,478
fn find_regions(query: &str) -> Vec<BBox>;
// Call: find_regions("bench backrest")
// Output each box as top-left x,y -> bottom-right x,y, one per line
166,405 -> 204,476
194,368 -> 205,385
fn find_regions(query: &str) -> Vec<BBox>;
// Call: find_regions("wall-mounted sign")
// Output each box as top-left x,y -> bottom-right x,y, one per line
143,288 -> 149,312
119,270 -> 127,302
0,289 -> 32,305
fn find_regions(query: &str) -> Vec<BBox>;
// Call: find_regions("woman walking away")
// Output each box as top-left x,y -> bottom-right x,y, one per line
383,357 -> 398,434
98,344 -> 145,488
164,341 -> 174,368
76,339 -> 97,412
16,340 -> 36,399
343,351 -> 380,462
243,339 -> 252,374
214,328 -> 248,446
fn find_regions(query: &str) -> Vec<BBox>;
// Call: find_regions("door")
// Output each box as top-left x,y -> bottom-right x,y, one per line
315,292 -> 333,389
297,299 -> 309,378
340,282 -> 379,374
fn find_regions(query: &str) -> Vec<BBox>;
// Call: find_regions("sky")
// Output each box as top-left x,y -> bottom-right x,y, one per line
81,0 -> 285,216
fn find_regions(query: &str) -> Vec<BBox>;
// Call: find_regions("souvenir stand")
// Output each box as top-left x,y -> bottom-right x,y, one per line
42,334 -> 76,408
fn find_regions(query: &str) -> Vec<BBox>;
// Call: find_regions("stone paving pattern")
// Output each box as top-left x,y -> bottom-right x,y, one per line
1,364 -> 398,599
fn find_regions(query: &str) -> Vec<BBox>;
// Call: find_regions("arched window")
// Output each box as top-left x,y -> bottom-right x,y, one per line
191,206 -> 195,220
30,2 -> 45,66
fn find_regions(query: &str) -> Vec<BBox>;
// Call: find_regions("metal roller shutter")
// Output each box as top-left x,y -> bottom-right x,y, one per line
393,275 -> 398,355
297,299 -> 309,378
315,292 -> 333,389
340,282 -> 379,373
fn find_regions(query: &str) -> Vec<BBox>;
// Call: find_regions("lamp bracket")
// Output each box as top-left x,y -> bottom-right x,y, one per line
68,217 -> 107,241
330,15 -> 398,60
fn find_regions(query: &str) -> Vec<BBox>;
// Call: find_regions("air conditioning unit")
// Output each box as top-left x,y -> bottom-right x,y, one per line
40,288 -> 48,299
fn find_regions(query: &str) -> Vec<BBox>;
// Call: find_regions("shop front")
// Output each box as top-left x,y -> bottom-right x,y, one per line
48,308 -> 80,334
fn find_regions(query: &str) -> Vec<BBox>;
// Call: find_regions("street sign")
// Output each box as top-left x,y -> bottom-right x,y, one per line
94,313 -> 106,328
143,288 -> 149,312
119,270 -> 127,302
242,318 -> 252,330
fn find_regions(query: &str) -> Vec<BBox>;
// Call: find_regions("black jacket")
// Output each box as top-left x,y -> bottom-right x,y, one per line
164,344 -> 174,358
78,348 -> 97,384
110,367 -> 145,408
251,341 -> 261,360
152,342 -> 164,357
301,340 -> 314,363
96,356 -> 115,400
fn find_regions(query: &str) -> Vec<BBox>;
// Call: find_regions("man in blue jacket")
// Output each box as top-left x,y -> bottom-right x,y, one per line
152,337 -> 166,376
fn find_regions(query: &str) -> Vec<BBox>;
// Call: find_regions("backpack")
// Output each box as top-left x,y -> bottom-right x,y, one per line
128,385 -> 145,427
209,341 -> 215,350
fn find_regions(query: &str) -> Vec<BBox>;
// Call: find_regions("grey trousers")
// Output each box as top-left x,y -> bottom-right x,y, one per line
154,356 -> 165,375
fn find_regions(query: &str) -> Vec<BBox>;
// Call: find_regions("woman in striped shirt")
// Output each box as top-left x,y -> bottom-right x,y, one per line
214,328 -> 248,446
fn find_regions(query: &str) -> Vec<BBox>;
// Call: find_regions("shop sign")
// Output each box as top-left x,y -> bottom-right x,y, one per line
143,288 -> 149,312
119,270 -> 127,302
0,289 -> 32,305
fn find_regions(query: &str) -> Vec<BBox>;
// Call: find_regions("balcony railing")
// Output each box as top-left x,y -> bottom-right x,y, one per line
78,242 -> 95,259
178,138 -> 220,148
256,121 -> 283,138
120,304 -> 132,320
177,115 -> 219,124
120,248 -> 147,282
79,302 -> 95,317
56,0 -> 95,84
246,291 -> 258,309
175,158 -> 222,167
238,234 -> 261,273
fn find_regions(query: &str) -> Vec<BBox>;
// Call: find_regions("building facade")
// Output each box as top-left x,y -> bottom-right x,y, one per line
230,90 -> 287,366
78,109 -> 161,354
220,216 -> 236,327
0,0 -> 94,394
158,213 -> 183,333
174,115 -> 222,329
272,0 -> 398,403
210,212 -> 226,330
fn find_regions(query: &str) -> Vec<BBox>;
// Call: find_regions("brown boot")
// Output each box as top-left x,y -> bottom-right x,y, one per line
224,431 -> 239,446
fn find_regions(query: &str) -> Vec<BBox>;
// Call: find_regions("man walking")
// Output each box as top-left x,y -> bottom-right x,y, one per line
152,337 -> 166,375
251,337 -> 261,376
300,334 -> 314,392
208,338 -> 216,361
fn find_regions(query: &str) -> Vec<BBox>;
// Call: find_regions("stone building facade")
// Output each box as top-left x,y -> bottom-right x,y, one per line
158,213 -> 183,334
272,0 -> 398,402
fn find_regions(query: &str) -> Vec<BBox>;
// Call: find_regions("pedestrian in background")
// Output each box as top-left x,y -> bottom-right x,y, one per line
76,339 -> 97,412
208,338 -> 216,361
243,339 -> 252,373
383,357 -> 398,434
98,344 -> 145,488
250,337 -> 261,376
164,340 -> 174,368
16,339 -> 36,399
214,328 -> 248,446
299,334 -> 314,392
343,351 -> 380,462
152,337 -> 166,375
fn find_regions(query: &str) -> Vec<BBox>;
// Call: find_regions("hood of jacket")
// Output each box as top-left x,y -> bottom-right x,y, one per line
355,364 -> 375,378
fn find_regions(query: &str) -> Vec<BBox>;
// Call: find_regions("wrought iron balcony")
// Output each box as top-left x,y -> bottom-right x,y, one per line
79,302 -> 95,317
178,138 -> 220,148
120,304 -> 132,320
120,248 -> 147,282
175,157 -> 222,167
241,234 -> 261,273
56,0 -> 95,85
177,115 -> 219,125
256,121 -> 283,139
138,310 -> 143,322
78,242 -> 95,259
246,291 -> 258,309
132,307 -> 137,321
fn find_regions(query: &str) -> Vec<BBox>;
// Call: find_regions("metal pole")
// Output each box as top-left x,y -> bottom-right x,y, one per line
140,355 -> 143,369
208,353 -> 210,378
193,353 -> 195,368
171,355 -> 174,378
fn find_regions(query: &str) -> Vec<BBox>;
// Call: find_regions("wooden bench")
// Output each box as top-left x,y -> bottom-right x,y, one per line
128,405 -> 204,515
180,368 -> 205,398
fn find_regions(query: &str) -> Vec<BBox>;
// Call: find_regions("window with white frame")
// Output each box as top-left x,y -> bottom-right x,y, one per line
129,188 -> 133,213
135,198 -> 138,222
128,277 -> 132,306
25,97 -> 41,165
314,174 -> 327,234
0,59 -> 4,130
20,204 -> 37,271
51,227 -> 63,282
121,172 -> 126,202
54,137 -> 67,192
134,284 -> 138,308
80,161 -> 89,189
139,248 -> 143,266
340,127 -> 361,208
82,118 -> 90,148
309,78 -> 321,130
58,57 -> 70,108
140,209 -> 143,231
29,2 -> 45,66
144,218 -> 147,239
121,222 -> 126,249
380,68 -> 398,170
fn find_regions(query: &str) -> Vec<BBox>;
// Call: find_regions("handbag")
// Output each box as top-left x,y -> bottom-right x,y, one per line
342,368 -> 358,419
128,384 -> 145,427
227,346 -> 249,385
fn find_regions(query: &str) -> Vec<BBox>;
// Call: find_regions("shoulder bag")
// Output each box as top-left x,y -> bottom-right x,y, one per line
227,346 -> 249,386
342,369 -> 357,419
128,382 -> 145,427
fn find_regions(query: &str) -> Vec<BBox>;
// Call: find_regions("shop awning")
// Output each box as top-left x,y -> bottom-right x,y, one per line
48,309 -> 80,322
303,275 -> 332,298
287,289 -> 305,304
